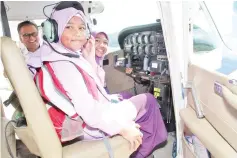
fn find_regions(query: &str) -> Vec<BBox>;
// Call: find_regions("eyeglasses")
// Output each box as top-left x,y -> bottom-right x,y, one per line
21,32 -> 38,40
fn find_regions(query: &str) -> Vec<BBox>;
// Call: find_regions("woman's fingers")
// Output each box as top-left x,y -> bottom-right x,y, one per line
135,123 -> 141,129
89,35 -> 95,40
120,125 -> 143,151
82,38 -> 96,59
130,136 -> 142,151
130,139 -> 137,151
133,140 -> 137,151
88,37 -> 95,48
135,139 -> 140,150
134,137 -> 142,151
137,136 -> 142,145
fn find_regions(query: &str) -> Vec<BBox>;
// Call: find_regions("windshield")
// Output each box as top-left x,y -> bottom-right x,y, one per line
91,1 -> 160,52
206,1 -> 237,52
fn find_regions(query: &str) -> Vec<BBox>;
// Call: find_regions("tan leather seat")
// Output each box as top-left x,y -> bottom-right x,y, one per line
63,136 -> 131,158
1,37 -> 132,158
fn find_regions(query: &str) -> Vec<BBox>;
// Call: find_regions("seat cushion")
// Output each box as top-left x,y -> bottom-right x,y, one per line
63,136 -> 133,158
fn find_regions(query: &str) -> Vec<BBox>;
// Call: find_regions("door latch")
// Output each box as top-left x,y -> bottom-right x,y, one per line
183,81 -> 204,119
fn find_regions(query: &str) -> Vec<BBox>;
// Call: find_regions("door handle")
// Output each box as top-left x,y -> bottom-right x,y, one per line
183,81 -> 205,119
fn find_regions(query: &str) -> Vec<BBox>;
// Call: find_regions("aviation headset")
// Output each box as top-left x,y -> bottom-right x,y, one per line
41,1 -> 91,58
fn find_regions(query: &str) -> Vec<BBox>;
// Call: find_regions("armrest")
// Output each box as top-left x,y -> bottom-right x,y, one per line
180,107 -> 237,158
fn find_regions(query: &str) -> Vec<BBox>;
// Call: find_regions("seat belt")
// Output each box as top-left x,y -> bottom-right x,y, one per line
101,132 -> 114,158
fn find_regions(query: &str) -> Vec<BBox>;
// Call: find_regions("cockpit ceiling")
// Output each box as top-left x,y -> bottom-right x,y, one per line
3,1 -> 104,21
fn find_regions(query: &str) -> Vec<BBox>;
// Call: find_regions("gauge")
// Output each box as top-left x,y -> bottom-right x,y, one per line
144,45 -> 157,55
150,33 -> 164,43
137,34 -> 145,44
144,34 -> 150,44
126,37 -> 131,45
124,38 -> 128,46
151,45 -> 156,55
128,36 -> 132,44
131,35 -> 137,44
132,46 -> 138,54
149,34 -> 157,43
144,45 -> 152,55
124,46 -> 132,53
137,45 -> 144,55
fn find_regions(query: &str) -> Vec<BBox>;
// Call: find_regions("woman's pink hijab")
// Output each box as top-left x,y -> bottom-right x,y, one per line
27,8 -> 88,68
91,31 -> 108,40
51,8 -> 87,43
92,31 -> 109,66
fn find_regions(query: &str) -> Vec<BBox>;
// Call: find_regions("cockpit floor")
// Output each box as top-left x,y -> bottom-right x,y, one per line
152,132 -> 176,158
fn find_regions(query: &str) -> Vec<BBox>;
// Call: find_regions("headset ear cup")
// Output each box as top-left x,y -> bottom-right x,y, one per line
41,19 -> 59,43
52,19 -> 59,42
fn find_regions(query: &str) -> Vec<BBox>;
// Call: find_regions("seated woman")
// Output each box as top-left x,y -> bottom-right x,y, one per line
91,31 -> 133,100
30,7 -> 167,158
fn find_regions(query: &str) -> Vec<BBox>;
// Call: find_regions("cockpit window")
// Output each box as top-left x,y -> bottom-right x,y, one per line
206,1 -> 237,52
192,4 -> 221,53
91,1 -> 160,52
191,1 -> 237,78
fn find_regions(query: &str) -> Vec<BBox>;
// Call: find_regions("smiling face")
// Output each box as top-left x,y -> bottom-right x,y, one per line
19,24 -> 40,52
95,33 -> 109,57
61,16 -> 88,51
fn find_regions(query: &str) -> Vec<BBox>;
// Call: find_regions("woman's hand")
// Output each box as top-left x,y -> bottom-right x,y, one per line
82,36 -> 100,73
117,94 -> 123,101
119,123 -> 143,151
82,36 -> 96,64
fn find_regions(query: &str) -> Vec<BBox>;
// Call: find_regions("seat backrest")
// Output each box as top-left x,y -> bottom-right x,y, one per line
1,37 -> 62,158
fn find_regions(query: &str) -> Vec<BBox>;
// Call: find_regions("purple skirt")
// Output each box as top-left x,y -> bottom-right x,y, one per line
129,93 -> 168,158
